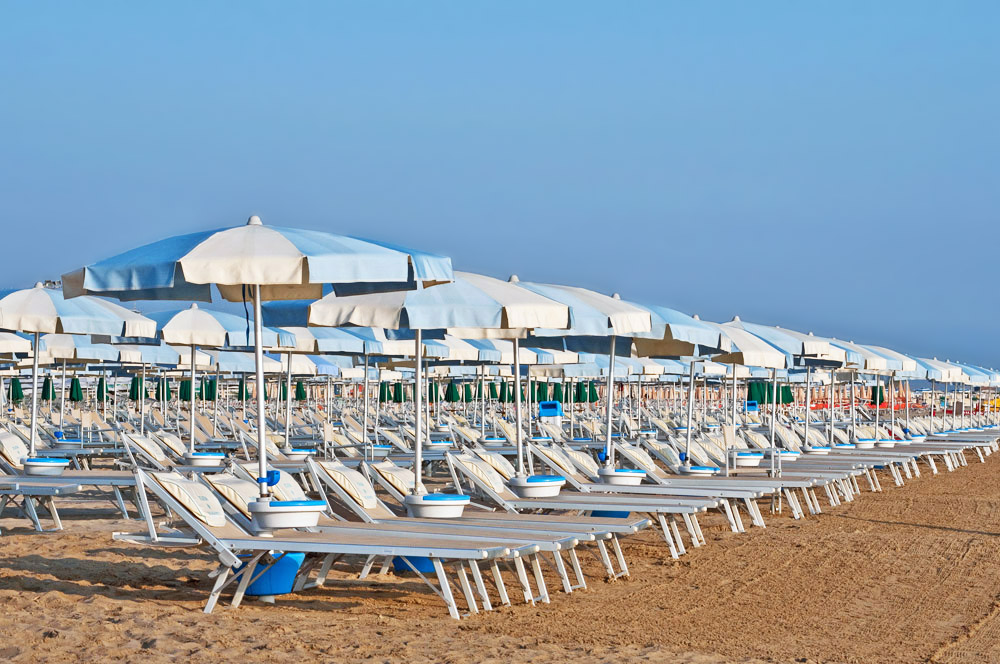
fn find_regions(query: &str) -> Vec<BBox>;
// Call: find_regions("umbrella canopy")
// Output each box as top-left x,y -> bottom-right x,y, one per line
724,318 -> 844,366
629,301 -> 731,357
117,342 -> 182,366
704,320 -> 788,369
62,216 -> 453,302
0,284 -> 156,337
309,271 -> 569,336
39,334 -> 120,363
149,304 -> 293,349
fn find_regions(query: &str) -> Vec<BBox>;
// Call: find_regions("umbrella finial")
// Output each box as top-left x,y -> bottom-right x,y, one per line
190,303 -> 199,309
34,282 -> 44,289
508,274 -> 520,283
692,314 -> 700,320
612,293 -> 621,299
247,215 -> 262,226
731,315 -> 741,322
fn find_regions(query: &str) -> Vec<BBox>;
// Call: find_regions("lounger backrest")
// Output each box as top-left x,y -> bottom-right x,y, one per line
317,461 -> 379,509
649,439 -> 682,467
206,475 -> 259,517
0,431 -> 28,468
619,444 -> 657,472
534,445 -> 578,477
453,454 -> 510,495
151,472 -> 228,528
236,463 -> 307,501
370,461 -> 415,496
472,449 -> 516,480
561,447 -> 600,476
126,434 -> 169,463
154,431 -> 188,457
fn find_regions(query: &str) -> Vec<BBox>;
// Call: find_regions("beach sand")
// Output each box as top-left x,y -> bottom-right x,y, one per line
2,456 -> 999,664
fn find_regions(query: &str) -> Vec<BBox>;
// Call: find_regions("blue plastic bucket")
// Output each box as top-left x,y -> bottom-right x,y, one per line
237,552 -> 305,597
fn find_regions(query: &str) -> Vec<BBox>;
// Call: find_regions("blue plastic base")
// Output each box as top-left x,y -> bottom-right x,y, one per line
237,552 -> 305,596
393,556 -> 436,574
591,510 -> 631,519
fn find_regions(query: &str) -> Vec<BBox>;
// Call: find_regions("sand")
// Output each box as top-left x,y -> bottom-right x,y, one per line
2,456 -> 999,664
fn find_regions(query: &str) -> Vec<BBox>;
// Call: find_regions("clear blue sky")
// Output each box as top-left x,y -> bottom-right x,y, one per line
2,2 -> 998,365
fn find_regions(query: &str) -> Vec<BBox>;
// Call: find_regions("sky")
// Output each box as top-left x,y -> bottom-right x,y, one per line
1,2 -> 998,366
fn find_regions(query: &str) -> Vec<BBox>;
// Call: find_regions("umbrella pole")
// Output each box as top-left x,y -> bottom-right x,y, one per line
252,286 -> 270,499
28,332 -> 40,457
729,364 -> 738,476
569,377 -> 575,438
604,335 -> 617,467
889,373 -> 896,438
413,330 -> 425,493
769,368 -> 778,478
59,358 -> 67,433
829,371 -> 837,447
139,363 -> 146,436
189,345 -> 198,454
930,379 -> 936,434
874,375 -> 881,437
804,367 -> 812,450
684,360 -> 695,465
362,353 -> 370,460
373,364 -> 382,444
513,337 -> 525,476
213,364 -> 220,439
284,351 -> 293,451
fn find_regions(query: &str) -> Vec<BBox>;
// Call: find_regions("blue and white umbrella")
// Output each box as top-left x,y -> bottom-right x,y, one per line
62,215 -> 454,508
0,284 -> 155,455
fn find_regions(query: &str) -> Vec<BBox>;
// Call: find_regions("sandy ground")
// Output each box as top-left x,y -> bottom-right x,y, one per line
2,455 -> 999,663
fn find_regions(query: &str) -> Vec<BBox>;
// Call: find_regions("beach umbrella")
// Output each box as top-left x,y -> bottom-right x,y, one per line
444,381 -> 461,403
378,382 -> 390,403
0,284 -> 155,455
463,383 -> 474,402
310,271 -> 569,494
97,376 -> 110,402
552,381 -> 564,403
64,214 -> 452,505
69,377 -> 83,402
179,379 -> 193,402
237,376 -> 251,400
392,382 -> 406,403
155,377 -> 171,401
40,376 -> 56,401
8,377 -> 24,404
588,381 -> 600,403
295,380 -> 306,401
129,376 -> 144,401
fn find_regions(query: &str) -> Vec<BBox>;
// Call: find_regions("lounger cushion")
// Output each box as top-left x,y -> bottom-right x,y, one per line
0,432 -> 28,468
127,434 -> 169,463
456,455 -> 507,493
475,450 -> 516,479
152,472 -> 228,528
372,462 -> 414,495
208,475 -> 259,516
318,462 -> 378,509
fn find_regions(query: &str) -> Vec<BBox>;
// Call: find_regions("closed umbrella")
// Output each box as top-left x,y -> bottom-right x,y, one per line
129,376 -> 144,401
9,377 -> 24,404
40,376 -> 56,401
295,380 -> 307,401
69,377 -> 83,402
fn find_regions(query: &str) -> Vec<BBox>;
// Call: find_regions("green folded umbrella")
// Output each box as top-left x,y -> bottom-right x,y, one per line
379,381 -> 390,403
489,382 -> 498,400
202,378 -> 217,401
575,381 -> 588,403
69,377 -> 83,402
8,377 -> 24,404
97,376 -> 109,402
498,381 -> 510,403
444,381 -> 461,403
40,376 -> 56,401
393,382 -> 407,403
236,377 -> 250,400
155,378 -> 171,401
295,380 -> 307,401
588,381 -> 600,403
551,382 -> 564,403
870,385 -> 885,406
464,384 -> 474,402
129,376 -> 144,401
535,381 -> 548,402
179,379 -> 192,401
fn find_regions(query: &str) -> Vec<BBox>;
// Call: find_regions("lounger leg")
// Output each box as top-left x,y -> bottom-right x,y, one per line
911,459 -> 920,478
552,552 -> 573,593
359,555 -> 377,579
530,555 -> 550,604
232,555 -> 263,608
801,488 -> 816,515
809,488 -> 822,514
112,487 -> 129,519
512,558 -> 535,605
456,564 -> 479,614
721,499 -> 741,533
595,539 -> 618,575
681,513 -> 700,548
204,565 -> 232,614
491,561 -> 511,606
468,561 -> 493,611
23,497 -> 43,532
568,547 -> 589,587
610,535 -> 629,579
45,497 -> 63,530
670,517 -> 687,555
432,559 -> 461,619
